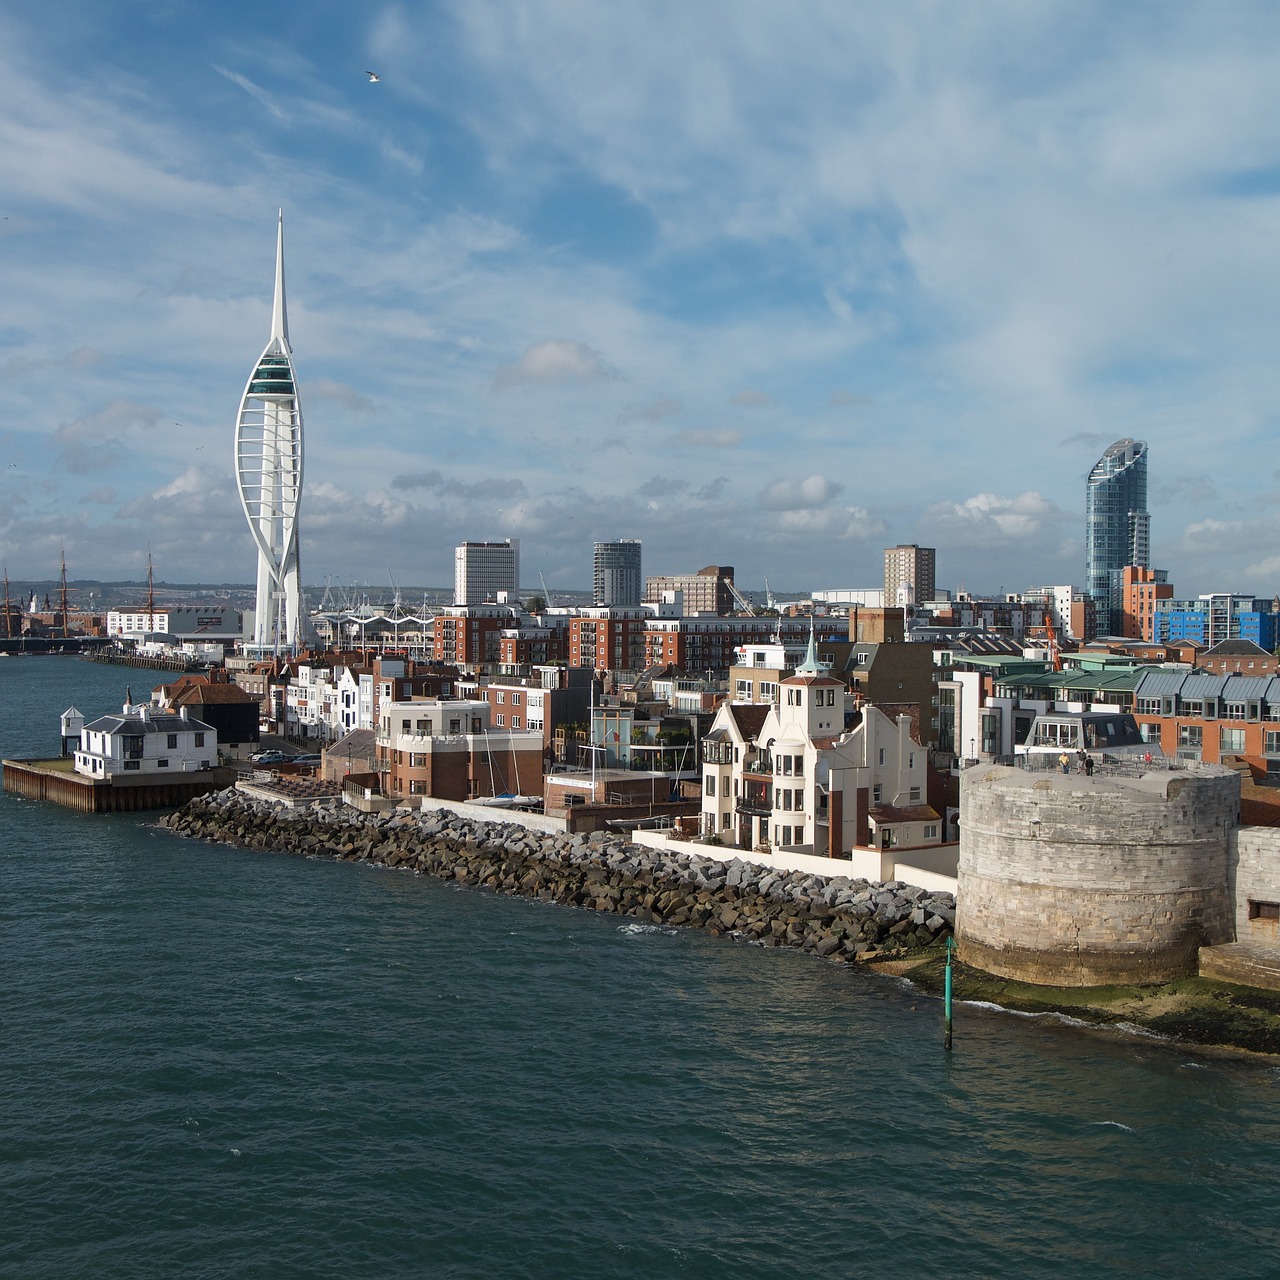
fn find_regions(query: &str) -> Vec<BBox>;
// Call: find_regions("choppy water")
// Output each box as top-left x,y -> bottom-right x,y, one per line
3,657 -> 1279,1278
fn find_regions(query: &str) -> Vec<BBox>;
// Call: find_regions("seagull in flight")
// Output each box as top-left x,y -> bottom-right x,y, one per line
366,71 -> 381,83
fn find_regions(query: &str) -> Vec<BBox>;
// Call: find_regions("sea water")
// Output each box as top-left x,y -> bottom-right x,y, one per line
2,657 -> 1278,1279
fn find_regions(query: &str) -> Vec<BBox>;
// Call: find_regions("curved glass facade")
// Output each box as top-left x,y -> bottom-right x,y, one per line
1086,438 -> 1148,635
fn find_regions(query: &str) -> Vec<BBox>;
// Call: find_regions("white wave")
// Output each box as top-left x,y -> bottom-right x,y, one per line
230,1148 -> 242,1157
1090,1121 -> 1135,1133
617,922 -> 678,937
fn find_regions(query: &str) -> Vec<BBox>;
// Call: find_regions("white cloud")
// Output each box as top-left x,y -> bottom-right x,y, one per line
923,492 -> 1061,542
492,340 -> 615,389
760,474 -> 843,511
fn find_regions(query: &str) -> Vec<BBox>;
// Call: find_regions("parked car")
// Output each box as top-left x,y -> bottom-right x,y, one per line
250,750 -> 293,765
292,753 -> 322,764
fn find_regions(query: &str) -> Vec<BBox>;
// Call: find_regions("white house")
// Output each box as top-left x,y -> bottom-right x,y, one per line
74,700 -> 218,779
701,631 -> 938,857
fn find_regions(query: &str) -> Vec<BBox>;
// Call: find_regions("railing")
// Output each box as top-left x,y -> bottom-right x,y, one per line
735,798 -> 772,817
1010,751 -> 1199,776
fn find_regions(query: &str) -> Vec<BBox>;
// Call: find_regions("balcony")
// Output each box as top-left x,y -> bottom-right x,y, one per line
736,797 -> 772,818
743,753 -> 773,778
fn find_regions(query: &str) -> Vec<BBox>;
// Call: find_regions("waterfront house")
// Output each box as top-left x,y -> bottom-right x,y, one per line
74,700 -> 217,779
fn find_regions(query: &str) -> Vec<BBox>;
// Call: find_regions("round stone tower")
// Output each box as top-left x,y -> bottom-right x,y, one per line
957,763 -> 1239,986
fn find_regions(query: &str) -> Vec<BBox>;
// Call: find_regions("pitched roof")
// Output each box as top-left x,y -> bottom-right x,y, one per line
173,683 -> 258,706
1204,638 -> 1272,658
727,704 -> 770,741
869,803 -> 940,824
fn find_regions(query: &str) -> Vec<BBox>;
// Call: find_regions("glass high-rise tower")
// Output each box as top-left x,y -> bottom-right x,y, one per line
593,539 -> 642,607
1086,438 -> 1148,635
235,212 -> 306,653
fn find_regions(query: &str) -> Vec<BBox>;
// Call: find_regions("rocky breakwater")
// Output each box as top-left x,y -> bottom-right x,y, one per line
161,791 -> 955,962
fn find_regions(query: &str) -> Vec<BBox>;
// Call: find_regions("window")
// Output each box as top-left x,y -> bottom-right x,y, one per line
511,693 -> 521,706
1248,900 -> 1280,921
167,734 -> 178,749
449,719 -> 461,733
496,714 -> 505,727
1220,727 -> 1245,752
402,718 -> 411,732
705,774 -> 716,795
873,784 -> 882,802
878,748 -> 886,765
722,812 -> 731,829
496,692 -> 505,704
909,786 -> 921,802
924,824 -> 938,839
782,756 -> 792,776
794,755 -> 803,776
124,760 -> 140,771
1225,702 -> 1248,721
511,716 -> 521,729
194,733 -> 204,747
158,759 -> 169,768
1265,729 -> 1280,756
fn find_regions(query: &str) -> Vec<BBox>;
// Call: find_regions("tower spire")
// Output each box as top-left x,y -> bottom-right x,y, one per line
271,209 -> 290,350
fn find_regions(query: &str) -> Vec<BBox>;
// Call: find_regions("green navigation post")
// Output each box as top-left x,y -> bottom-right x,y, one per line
944,935 -> 955,1051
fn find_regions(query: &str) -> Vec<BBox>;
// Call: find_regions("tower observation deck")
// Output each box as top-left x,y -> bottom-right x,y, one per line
235,212 -> 307,653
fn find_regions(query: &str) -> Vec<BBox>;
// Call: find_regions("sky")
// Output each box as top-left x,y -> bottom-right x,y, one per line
3,1 -> 1280,599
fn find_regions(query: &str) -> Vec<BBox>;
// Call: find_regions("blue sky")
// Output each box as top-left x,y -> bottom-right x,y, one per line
3,1 -> 1280,598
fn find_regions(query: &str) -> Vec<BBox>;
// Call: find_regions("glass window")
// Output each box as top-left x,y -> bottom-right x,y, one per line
167,734 -> 178,749
1179,725 -> 1203,747
1221,727 -> 1245,752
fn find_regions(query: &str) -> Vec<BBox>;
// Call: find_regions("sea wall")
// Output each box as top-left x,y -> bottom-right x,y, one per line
162,790 -> 956,961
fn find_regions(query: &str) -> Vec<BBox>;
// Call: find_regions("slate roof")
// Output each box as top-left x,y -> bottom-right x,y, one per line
726,704 -> 770,741
1204,638 -> 1272,658
82,710 -> 214,735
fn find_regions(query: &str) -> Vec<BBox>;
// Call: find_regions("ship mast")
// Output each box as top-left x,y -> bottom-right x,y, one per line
146,548 -> 156,631
58,544 -> 70,639
2,565 -> 10,640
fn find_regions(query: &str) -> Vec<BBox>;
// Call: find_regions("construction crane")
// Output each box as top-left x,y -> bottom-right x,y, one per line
538,571 -> 556,610
722,576 -> 757,615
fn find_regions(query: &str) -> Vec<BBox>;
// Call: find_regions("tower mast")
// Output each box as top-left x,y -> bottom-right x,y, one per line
234,211 -> 307,656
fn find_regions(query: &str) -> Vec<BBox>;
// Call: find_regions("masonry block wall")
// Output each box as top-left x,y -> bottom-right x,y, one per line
1228,827 -> 1280,956
957,764 -> 1239,986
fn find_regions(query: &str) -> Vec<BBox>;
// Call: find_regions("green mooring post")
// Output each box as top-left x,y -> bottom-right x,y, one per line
944,935 -> 955,1051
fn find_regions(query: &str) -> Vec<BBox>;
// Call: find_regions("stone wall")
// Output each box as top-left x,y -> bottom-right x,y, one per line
162,790 -> 956,963
1230,827 -> 1280,955
957,764 -> 1239,986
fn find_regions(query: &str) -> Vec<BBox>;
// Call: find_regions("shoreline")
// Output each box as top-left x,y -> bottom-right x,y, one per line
161,789 -> 1280,1059
893,953 -> 1280,1059
161,789 -> 956,964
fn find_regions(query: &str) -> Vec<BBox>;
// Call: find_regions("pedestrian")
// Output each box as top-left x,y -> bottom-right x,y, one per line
1085,755 -> 1094,777
1077,748 -> 1088,773
1059,751 -> 1070,775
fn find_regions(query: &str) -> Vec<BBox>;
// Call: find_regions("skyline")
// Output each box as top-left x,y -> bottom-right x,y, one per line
4,4 -> 1280,596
